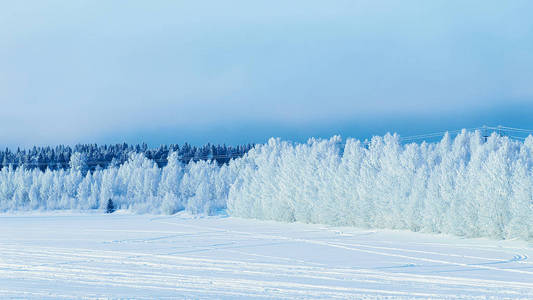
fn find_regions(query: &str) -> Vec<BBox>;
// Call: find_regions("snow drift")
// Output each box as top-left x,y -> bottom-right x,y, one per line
1,130 -> 532,240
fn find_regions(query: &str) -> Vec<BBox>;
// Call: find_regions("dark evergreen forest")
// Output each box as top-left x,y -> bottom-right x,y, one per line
0,143 -> 254,171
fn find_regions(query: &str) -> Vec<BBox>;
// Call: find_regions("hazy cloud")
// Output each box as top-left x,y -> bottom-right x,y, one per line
1,1 -> 532,147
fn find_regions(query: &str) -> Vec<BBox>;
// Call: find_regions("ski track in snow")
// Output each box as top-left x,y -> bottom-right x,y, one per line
0,213 -> 532,299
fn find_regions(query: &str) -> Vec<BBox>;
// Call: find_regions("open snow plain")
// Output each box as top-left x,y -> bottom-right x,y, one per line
1,212 -> 533,299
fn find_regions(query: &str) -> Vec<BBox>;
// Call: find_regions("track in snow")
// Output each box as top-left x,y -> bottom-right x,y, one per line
0,212 -> 532,299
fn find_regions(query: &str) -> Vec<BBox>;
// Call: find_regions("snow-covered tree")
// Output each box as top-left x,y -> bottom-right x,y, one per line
1,131 -> 533,241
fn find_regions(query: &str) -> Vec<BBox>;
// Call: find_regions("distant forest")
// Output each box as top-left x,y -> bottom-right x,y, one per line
0,143 -> 254,171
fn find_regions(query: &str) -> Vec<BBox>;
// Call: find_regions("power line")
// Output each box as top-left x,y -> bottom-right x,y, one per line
0,153 -> 249,167
497,126 -> 533,133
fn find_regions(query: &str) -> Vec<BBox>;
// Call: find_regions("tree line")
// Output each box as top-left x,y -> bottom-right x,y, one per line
1,131 -> 532,240
0,142 -> 254,171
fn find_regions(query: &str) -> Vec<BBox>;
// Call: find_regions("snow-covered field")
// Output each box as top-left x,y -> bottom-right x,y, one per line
1,212 -> 532,299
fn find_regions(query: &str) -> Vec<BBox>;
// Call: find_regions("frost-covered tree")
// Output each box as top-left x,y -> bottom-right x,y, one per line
69,152 -> 88,175
1,131 -> 533,240
227,132 -> 533,240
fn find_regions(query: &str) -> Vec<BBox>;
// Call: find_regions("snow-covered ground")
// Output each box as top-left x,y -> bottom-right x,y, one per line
1,212 -> 532,299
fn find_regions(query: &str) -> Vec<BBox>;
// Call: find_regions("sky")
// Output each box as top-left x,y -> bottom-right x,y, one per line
1,1 -> 532,148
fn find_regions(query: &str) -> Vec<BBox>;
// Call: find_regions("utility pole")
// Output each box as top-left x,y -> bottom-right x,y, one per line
497,125 -> 504,137
482,125 -> 489,142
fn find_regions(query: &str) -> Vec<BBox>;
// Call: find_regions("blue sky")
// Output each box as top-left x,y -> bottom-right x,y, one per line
1,1 -> 532,147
